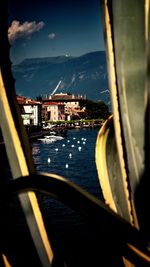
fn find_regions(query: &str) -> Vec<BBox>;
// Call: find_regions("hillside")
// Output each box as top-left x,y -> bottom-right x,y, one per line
12,51 -> 110,105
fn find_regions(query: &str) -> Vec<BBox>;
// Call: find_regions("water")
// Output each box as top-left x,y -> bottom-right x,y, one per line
32,127 -> 102,200
1,128 -> 118,266
31,128 -> 106,266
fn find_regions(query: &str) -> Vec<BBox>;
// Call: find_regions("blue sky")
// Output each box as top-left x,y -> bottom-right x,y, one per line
8,0 -> 105,64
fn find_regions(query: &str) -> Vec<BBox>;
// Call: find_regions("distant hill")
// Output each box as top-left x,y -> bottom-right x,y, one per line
12,51 -> 110,106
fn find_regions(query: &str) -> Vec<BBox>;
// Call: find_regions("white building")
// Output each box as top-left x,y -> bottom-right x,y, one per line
17,96 -> 42,126
43,93 -> 86,120
43,102 -> 65,122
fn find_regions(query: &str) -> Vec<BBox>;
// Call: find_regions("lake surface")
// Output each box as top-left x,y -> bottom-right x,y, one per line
0,128 -> 116,266
31,127 -> 106,266
32,127 -> 103,200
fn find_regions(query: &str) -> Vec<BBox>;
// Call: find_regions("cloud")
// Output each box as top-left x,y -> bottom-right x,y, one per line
8,20 -> 45,43
48,32 -> 56,40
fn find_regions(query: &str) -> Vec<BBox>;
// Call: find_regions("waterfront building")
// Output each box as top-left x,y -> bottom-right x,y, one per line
17,96 -> 42,126
43,93 -> 86,120
42,101 -> 65,122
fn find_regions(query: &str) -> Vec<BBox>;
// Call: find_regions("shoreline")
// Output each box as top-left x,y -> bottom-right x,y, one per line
29,123 -> 101,142
0,123 -> 102,144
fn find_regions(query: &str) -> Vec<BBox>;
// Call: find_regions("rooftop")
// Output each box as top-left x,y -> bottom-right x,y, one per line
44,93 -> 86,102
17,96 -> 41,105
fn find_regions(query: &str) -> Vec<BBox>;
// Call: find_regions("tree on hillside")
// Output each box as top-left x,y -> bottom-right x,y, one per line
85,99 -> 110,119
36,95 -> 43,101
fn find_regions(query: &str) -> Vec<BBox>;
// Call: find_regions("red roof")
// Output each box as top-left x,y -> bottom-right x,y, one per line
43,102 -> 64,106
17,96 -> 41,105
43,93 -> 86,102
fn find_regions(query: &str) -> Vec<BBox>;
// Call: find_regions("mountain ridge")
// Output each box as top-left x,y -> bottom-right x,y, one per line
12,51 -> 110,105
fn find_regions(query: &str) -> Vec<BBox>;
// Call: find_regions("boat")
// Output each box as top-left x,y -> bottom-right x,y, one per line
44,133 -> 64,141
0,0 -> 150,267
37,133 -> 64,143
37,137 -> 57,143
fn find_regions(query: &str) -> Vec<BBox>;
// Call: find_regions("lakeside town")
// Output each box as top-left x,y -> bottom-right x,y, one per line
16,92 -> 110,141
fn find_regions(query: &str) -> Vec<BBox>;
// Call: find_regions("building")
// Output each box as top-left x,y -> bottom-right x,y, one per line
17,96 -> 42,126
43,93 -> 86,120
42,102 -> 65,122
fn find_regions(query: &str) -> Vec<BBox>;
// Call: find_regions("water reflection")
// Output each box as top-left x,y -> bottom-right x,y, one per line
31,128 -> 102,200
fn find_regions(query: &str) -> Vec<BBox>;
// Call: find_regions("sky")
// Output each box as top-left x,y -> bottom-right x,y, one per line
8,0 -> 105,64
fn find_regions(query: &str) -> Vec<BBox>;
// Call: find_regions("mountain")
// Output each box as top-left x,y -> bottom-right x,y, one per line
12,51 -> 110,106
